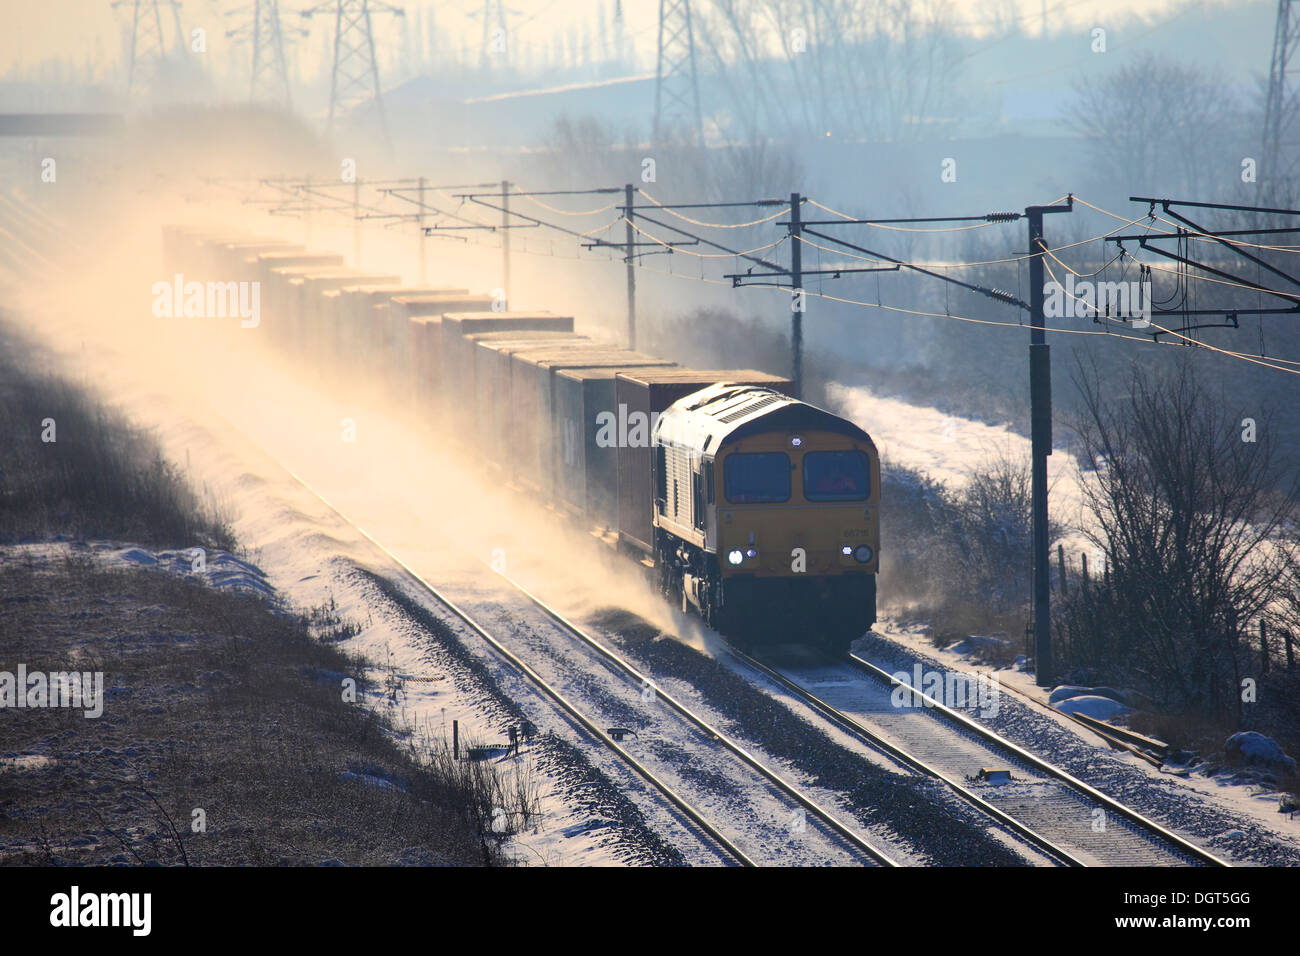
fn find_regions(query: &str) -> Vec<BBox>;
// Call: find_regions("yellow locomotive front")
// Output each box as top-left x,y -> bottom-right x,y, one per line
653,384 -> 879,653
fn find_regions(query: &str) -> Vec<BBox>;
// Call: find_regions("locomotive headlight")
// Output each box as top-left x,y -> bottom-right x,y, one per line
790,435 -> 803,447
854,545 -> 874,564
745,548 -> 758,559
841,545 -> 853,556
727,549 -> 745,566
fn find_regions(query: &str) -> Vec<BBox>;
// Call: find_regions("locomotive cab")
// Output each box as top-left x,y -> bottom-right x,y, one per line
652,384 -> 879,653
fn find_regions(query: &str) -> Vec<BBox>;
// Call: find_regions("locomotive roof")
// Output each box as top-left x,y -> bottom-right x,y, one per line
655,383 -> 873,452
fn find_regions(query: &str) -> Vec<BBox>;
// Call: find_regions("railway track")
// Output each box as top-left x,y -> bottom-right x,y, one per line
181,344 -> 1213,868
726,646 -> 1229,867
202,401 -> 1210,868
276,465 -> 899,867
490,566 -> 902,864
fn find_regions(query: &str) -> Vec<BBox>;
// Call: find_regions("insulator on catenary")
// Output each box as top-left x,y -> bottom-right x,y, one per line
985,211 -> 1020,222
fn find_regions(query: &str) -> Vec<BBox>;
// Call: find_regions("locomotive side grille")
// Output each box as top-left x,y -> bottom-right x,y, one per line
715,393 -> 782,423
666,445 -> 692,524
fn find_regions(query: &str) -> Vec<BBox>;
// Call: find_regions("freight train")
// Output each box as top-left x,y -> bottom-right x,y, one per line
162,226 -> 880,653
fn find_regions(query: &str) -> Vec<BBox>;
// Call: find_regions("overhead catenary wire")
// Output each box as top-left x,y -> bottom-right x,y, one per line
806,196 -> 1073,231
1041,257 -> 1300,376
517,193 -> 620,217
636,188 -> 791,229
448,187 -> 1300,375
221,176 -> 1300,379
805,198 -> 1000,232
793,205 -> 1166,271
624,217 -> 789,258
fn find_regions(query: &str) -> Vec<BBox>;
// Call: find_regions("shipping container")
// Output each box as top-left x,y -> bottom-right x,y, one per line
614,368 -> 794,555
513,348 -> 675,496
339,286 -> 466,378
284,269 -> 371,362
505,343 -> 617,487
439,312 -> 574,406
556,363 -> 700,529
168,229 -> 247,275
256,252 -> 345,347
409,315 -> 442,410
468,332 -> 591,462
300,273 -> 396,367
267,265 -> 352,346
315,275 -> 401,370
280,270 -> 341,358
390,294 -> 497,326
390,295 -> 496,406
215,239 -> 300,282
257,251 -> 344,288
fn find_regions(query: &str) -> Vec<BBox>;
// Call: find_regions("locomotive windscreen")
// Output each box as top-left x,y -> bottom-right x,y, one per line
724,452 -> 791,503
803,450 -> 871,501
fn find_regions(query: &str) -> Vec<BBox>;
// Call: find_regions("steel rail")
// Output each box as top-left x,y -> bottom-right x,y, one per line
487,567 -> 900,867
846,652 -> 1229,867
273,467 -> 758,867
728,648 -> 1086,867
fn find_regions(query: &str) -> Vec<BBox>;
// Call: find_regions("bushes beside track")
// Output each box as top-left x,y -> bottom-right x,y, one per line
0,322 -> 235,549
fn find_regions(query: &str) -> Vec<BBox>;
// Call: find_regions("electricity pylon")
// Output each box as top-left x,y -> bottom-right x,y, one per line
613,0 -> 628,67
654,0 -> 703,145
226,0 -> 303,107
111,0 -> 182,95
1263,0 -> 1300,196
470,0 -> 517,70
303,1 -> 404,138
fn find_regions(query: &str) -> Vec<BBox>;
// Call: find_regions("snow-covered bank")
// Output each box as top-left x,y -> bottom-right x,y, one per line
827,380 -> 1091,550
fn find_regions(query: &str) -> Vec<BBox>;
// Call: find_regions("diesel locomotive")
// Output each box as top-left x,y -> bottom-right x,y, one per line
653,383 -> 879,652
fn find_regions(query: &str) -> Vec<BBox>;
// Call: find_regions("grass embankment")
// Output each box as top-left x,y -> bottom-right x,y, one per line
0,321 -> 519,865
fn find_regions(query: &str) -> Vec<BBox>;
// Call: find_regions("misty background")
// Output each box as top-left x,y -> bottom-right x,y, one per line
4,1 -> 1295,451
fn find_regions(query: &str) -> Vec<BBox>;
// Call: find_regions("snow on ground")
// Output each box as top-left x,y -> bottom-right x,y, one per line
18,301 -> 736,864
826,382 -> 1300,854
10,201 -> 1293,862
827,381 -> 1093,553
1052,695 -> 1134,722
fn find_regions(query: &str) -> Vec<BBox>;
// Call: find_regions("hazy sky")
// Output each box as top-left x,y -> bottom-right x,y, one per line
3,0 -> 1208,76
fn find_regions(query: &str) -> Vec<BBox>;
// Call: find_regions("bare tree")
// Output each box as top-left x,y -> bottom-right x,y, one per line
697,0 -> 962,143
536,113 -> 801,203
1061,358 -> 1298,719
1065,53 -> 1243,199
